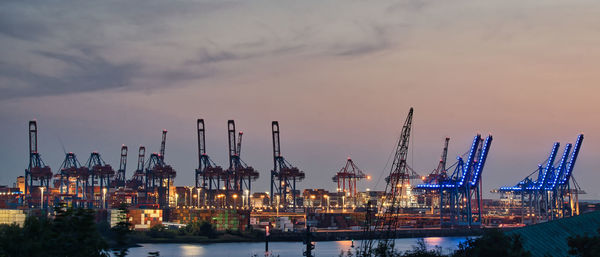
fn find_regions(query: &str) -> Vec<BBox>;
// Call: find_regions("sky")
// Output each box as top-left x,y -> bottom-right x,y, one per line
0,0 -> 599,199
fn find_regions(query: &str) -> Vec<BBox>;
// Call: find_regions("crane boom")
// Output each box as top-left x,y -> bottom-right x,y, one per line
236,132 -> 243,157
116,145 -> 128,186
534,143 -> 559,190
197,119 -> 206,169
137,146 -> 146,171
469,135 -> 493,186
547,143 -> 571,190
559,134 -> 584,185
386,107 -> 414,195
29,121 -> 37,154
438,137 -> 449,174
227,120 -> 237,169
159,130 -> 167,161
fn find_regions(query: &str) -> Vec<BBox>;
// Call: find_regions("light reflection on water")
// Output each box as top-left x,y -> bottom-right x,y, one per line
125,237 -> 467,257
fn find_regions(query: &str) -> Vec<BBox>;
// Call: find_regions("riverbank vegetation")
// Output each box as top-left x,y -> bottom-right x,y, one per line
344,229 -> 530,257
130,221 -> 264,244
0,207 -> 598,257
0,207 -> 109,257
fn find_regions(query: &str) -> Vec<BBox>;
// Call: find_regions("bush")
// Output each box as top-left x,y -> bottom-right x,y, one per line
567,228 -> 600,257
180,221 -> 218,238
452,229 -> 530,257
147,224 -> 175,238
402,239 -> 445,257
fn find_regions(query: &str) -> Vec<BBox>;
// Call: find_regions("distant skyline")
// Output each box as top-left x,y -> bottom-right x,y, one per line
1,0 -> 599,198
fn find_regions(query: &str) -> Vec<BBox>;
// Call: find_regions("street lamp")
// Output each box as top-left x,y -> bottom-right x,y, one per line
187,187 -> 193,207
102,188 -> 107,209
245,189 -> 250,208
324,195 -> 329,213
276,195 -> 280,217
39,187 -> 45,210
196,188 -> 201,208
233,194 -> 238,208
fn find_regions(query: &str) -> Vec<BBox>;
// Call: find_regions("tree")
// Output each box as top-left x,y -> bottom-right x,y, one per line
0,205 -> 109,257
452,229 -> 530,257
112,204 -> 133,257
567,229 -> 600,257
49,206 -> 109,257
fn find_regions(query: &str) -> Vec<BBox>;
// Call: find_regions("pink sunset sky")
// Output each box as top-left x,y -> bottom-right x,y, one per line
0,0 -> 599,198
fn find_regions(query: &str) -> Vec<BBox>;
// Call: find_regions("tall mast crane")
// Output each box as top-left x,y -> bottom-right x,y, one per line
113,145 -> 128,188
385,107 -> 414,207
195,119 -> 224,205
271,121 -> 304,210
360,107 -> 413,256
24,120 -> 52,205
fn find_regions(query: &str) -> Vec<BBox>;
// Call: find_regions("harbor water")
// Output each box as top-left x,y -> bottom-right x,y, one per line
124,236 -> 467,257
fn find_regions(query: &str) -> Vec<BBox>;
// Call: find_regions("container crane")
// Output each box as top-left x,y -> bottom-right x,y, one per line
145,130 -> 176,208
126,146 -> 146,190
113,145 -> 128,188
85,152 -> 115,208
332,158 -> 367,205
416,134 -> 493,227
224,120 -> 258,207
56,152 -> 89,208
195,119 -> 224,206
24,120 -> 52,206
271,121 -> 304,210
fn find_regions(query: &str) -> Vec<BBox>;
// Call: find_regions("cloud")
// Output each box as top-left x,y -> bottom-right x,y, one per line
0,49 -> 141,99
0,11 -> 51,42
185,43 -> 306,66
331,23 -> 396,57
0,0 -> 411,99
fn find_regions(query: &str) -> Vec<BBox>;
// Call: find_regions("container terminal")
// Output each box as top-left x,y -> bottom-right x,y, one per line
0,109 -> 590,237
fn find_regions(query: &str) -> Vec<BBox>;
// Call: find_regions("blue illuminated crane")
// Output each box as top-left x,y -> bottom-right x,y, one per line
416,134 -> 493,227
555,134 -> 584,218
498,134 -> 584,223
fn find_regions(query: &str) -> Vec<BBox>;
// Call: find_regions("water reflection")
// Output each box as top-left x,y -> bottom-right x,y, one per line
125,237 -> 467,257
181,245 -> 204,256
